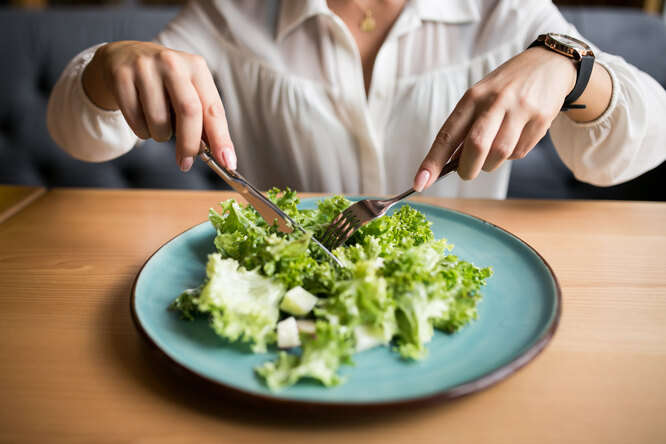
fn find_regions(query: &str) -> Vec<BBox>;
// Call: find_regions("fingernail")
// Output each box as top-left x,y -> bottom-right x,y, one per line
414,169 -> 431,192
179,156 -> 193,172
221,146 -> 237,170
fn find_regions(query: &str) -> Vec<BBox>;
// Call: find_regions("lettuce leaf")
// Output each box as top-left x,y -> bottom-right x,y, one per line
170,254 -> 284,353
255,321 -> 354,390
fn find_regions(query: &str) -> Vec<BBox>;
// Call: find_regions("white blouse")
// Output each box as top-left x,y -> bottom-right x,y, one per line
47,0 -> 666,198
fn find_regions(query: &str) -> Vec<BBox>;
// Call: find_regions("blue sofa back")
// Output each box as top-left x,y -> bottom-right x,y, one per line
0,6 -> 664,198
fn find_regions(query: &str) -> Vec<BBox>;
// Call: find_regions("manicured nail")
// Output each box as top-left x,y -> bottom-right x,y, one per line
221,146 -> 237,170
414,169 -> 431,192
179,156 -> 193,172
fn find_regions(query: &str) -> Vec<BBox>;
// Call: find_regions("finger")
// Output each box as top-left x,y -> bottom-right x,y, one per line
163,72 -> 203,172
135,60 -> 172,142
110,66 -> 150,140
482,112 -> 526,172
510,118 -> 550,160
414,100 -> 475,191
458,106 -> 505,180
191,63 -> 236,170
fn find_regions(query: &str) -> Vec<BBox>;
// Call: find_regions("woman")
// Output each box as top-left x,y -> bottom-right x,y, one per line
47,0 -> 666,198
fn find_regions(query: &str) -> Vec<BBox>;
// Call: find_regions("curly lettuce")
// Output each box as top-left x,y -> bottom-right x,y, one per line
170,189 -> 492,390
170,254 -> 283,353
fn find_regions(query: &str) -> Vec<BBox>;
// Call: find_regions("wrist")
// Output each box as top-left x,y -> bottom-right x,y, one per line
529,46 -> 577,94
526,46 -> 577,104
82,45 -> 119,111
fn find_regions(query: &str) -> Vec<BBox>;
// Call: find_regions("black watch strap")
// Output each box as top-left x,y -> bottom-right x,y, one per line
528,38 -> 594,111
561,55 -> 594,111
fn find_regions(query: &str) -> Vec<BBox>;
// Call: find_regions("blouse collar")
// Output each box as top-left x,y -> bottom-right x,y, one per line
276,0 -> 481,40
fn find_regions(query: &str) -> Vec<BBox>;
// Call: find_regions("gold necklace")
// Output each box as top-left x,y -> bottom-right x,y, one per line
351,0 -> 382,32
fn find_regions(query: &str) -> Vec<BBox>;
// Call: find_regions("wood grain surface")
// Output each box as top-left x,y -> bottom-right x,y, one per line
0,185 -> 45,224
0,188 -> 664,443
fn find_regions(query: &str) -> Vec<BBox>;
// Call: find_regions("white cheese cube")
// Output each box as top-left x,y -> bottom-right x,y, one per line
295,319 -> 317,335
354,325 -> 385,352
279,286 -> 318,316
277,317 -> 301,349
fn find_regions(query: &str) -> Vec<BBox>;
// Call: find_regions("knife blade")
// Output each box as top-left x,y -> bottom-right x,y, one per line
198,141 -> 344,268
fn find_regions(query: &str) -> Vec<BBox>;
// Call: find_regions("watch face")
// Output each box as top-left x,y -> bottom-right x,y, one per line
548,33 -> 590,51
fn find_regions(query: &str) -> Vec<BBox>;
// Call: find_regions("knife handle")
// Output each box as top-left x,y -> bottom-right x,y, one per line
198,141 -> 294,234
198,141 -> 241,184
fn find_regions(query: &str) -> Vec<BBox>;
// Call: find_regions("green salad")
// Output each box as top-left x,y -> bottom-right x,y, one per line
169,189 -> 492,391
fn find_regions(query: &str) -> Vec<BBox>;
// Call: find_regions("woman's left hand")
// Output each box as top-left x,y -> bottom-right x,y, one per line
413,46 -> 579,190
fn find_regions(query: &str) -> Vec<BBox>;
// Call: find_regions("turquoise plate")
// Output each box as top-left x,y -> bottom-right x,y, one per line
131,199 -> 560,409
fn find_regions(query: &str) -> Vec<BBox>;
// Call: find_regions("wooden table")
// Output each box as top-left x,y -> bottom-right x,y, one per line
0,185 -> 45,224
1,188 -> 664,443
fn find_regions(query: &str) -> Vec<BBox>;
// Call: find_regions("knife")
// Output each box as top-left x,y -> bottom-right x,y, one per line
198,141 -> 344,268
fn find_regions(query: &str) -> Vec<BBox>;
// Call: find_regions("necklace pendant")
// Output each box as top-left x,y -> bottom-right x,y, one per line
360,10 -> 376,32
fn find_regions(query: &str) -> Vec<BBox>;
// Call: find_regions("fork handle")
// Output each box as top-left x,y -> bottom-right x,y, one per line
392,157 -> 460,202
435,157 -> 460,182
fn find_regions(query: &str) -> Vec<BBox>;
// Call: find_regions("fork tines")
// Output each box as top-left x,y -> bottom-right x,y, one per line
320,209 -> 361,251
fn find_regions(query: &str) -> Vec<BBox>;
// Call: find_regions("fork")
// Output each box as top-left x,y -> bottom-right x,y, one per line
319,158 -> 460,251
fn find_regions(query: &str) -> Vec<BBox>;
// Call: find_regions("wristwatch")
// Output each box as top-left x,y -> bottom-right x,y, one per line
528,33 -> 595,111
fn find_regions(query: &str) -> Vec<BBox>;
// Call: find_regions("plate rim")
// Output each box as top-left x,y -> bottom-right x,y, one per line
130,200 -> 562,411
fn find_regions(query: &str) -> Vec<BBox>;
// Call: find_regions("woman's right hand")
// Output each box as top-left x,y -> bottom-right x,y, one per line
82,41 -> 236,172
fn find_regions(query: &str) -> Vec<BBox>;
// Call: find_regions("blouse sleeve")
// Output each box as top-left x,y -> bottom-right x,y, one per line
550,56 -> 666,186
518,0 -> 666,186
46,44 -> 139,162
